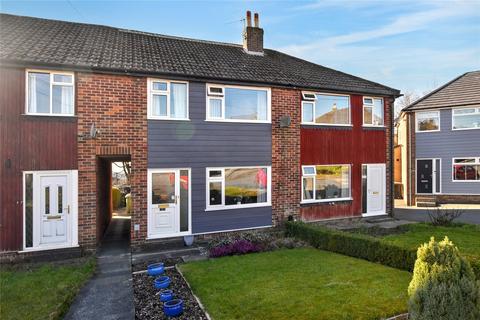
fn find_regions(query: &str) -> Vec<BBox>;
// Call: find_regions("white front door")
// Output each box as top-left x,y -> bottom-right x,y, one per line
24,170 -> 78,251
39,175 -> 69,244
363,164 -> 386,216
148,169 -> 190,238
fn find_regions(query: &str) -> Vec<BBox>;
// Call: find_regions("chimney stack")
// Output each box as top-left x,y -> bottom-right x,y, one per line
243,11 -> 264,55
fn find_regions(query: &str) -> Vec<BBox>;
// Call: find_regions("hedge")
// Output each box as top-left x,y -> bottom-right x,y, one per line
285,221 -> 480,279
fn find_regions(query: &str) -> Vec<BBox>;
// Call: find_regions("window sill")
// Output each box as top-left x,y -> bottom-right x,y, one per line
22,114 -> 77,121
301,124 -> 353,130
452,127 -> 480,131
148,117 -> 191,121
362,125 -> 386,130
301,197 -> 353,205
204,119 -> 271,124
205,203 -> 271,211
415,129 -> 440,133
452,180 -> 480,183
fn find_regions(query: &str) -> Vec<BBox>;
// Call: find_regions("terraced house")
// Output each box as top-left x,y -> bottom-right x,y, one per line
0,12 -> 400,257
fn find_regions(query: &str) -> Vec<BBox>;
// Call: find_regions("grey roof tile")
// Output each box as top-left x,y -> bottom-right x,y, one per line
404,71 -> 480,111
0,13 -> 400,96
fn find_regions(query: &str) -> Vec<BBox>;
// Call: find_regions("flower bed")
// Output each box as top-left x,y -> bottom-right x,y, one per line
207,230 -> 306,258
133,262 -> 208,320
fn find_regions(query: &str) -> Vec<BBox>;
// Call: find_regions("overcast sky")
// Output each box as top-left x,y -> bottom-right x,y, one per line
1,0 -> 479,96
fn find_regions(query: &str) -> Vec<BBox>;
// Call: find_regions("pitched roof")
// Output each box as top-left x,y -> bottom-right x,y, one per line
0,13 -> 400,96
403,71 -> 480,111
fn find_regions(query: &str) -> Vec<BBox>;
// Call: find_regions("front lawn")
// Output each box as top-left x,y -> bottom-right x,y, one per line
0,258 -> 96,320
382,223 -> 480,258
180,248 -> 410,320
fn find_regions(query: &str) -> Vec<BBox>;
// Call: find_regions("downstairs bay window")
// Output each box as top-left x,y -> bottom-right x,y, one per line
452,158 -> 480,181
206,167 -> 271,210
302,165 -> 351,203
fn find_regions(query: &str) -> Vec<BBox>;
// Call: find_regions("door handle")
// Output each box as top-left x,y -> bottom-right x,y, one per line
64,205 -> 70,214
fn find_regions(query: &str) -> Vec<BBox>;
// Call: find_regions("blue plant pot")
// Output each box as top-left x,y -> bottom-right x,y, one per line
160,289 -> 174,302
154,276 -> 171,289
147,262 -> 165,276
163,299 -> 184,317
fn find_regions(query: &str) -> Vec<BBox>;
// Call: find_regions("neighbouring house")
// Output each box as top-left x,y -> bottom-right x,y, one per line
0,12 -> 400,257
398,71 -> 480,207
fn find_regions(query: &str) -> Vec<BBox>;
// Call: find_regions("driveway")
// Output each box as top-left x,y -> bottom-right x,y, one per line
394,208 -> 480,225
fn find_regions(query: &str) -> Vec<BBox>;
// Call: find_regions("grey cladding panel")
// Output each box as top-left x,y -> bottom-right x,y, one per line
416,109 -> 480,194
148,81 -> 273,233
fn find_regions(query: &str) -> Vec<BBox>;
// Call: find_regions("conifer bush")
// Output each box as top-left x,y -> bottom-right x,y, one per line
408,237 -> 480,320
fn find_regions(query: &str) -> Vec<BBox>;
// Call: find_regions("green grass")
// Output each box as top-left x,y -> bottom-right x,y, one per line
180,248 -> 411,320
382,223 -> 480,258
0,258 -> 96,320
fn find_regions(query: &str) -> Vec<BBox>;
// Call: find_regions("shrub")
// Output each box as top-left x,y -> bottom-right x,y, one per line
207,231 -> 306,258
285,222 -> 480,279
209,239 -> 262,258
427,208 -> 464,226
285,221 -> 416,271
408,237 -> 480,320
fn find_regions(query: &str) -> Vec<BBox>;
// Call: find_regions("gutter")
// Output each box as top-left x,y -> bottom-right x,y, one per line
0,60 -> 401,97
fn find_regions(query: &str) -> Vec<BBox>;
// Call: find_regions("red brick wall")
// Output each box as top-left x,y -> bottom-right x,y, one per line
271,88 -> 301,224
407,112 -> 416,206
76,73 -> 147,249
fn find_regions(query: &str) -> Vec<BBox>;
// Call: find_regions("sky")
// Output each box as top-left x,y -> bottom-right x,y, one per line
1,0 -> 479,98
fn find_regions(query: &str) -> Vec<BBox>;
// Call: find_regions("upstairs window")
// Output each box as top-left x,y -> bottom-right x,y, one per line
27,71 -> 74,116
452,107 -> 480,130
416,111 -> 440,132
302,165 -> 351,202
302,94 -> 351,125
148,79 -> 188,120
206,85 -> 270,122
363,97 -> 384,126
452,158 -> 480,181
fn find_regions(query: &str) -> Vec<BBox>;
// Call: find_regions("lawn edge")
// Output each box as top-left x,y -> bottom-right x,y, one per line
176,264 -> 212,320
55,257 -> 97,320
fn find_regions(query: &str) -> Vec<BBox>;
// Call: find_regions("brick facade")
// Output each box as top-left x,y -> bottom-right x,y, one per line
271,88 -> 301,224
407,112 -> 416,206
76,73 -> 147,249
434,195 -> 480,204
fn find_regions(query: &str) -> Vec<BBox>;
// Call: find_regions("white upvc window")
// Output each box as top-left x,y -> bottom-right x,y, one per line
363,97 -> 384,126
147,79 -> 189,120
301,164 -> 352,203
452,107 -> 480,130
452,157 -> 480,182
26,70 -> 74,116
206,84 -> 271,123
301,93 -> 351,126
206,166 -> 271,210
416,111 -> 440,132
